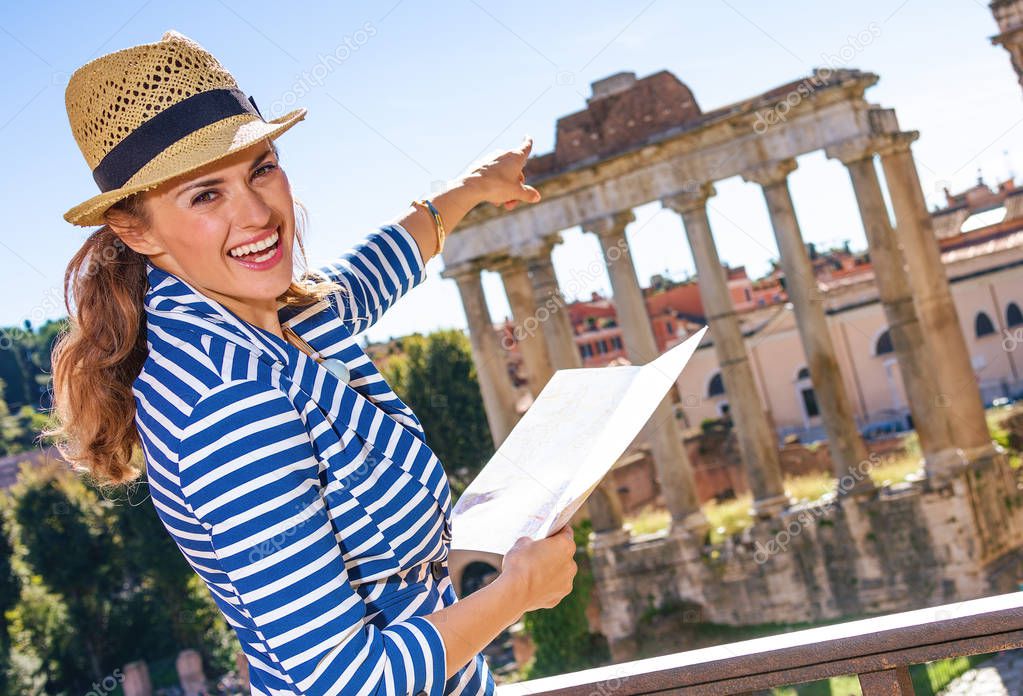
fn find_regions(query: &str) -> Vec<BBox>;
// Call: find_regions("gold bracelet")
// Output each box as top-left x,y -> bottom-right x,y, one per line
411,198 -> 446,257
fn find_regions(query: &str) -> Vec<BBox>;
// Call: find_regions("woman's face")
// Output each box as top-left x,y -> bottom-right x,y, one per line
112,138 -> 296,326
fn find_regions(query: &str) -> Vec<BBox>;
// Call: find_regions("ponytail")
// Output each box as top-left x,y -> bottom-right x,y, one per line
45,193 -> 150,486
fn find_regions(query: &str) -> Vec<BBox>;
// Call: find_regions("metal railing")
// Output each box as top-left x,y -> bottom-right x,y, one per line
497,591 -> 1023,695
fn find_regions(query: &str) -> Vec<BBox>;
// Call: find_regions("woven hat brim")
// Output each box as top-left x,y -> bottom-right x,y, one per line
63,107 -> 307,227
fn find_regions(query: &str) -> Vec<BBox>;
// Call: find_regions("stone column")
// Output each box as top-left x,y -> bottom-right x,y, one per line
662,186 -> 788,516
122,661 -> 153,696
520,236 -> 583,370
443,262 -> 520,446
176,649 -> 207,696
742,160 -> 874,495
493,256 -> 555,395
587,478 -> 626,533
582,210 -> 707,533
876,132 -> 994,468
825,138 -> 958,476
517,237 -> 629,535
234,651 -> 250,691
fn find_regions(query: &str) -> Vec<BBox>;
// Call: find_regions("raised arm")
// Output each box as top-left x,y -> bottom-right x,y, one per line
315,223 -> 429,336
391,135 -> 542,263
316,136 -> 542,335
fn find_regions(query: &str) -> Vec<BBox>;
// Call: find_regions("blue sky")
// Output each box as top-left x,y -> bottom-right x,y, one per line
2,0 -> 1021,344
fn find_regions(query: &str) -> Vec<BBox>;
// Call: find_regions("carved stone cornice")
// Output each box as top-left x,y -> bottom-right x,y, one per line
580,209 -> 637,239
741,159 -> 798,188
660,183 -> 717,215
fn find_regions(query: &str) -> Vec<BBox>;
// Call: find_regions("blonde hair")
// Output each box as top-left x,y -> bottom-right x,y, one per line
45,149 -> 340,486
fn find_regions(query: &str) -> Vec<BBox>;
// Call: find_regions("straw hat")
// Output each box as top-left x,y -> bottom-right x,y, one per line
63,29 -> 306,227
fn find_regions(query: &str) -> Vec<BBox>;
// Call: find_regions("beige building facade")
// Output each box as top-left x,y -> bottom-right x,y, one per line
676,229 -> 1023,439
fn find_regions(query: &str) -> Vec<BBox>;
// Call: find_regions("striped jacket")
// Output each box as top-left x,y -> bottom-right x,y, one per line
132,223 -> 495,695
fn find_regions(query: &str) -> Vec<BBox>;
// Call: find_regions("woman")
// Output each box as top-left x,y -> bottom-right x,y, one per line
50,30 -> 578,695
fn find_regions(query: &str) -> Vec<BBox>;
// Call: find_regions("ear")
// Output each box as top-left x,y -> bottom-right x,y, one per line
105,207 -> 163,256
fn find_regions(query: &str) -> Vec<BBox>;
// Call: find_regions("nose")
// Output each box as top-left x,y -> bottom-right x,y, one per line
233,181 -> 275,229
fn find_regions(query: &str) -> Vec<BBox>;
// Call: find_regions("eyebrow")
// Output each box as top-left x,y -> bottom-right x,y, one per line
176,146 -> 274,195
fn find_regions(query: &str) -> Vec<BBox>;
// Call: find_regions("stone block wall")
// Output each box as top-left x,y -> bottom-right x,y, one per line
589,456 -> 1023,660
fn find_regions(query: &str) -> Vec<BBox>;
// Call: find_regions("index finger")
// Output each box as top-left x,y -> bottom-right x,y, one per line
518,135 -> 533,158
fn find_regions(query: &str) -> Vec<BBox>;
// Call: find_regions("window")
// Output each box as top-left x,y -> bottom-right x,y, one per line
975,311 -> 996,338
611,336 -> 623,350
596,341 -> 607,355
665,321 -> 674,335
580,343 -> 593,359
875,329 -> 893,356
707,372 -> 725,398
801,387 -> 820,418
1007,302 -> 1023,328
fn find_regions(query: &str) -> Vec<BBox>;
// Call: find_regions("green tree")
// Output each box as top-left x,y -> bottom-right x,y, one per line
0,382 -> 19,457
7,463 -> 114,689
0,334 -> 31,411
4,461 -> 238,692
0,510 -> 20,696
110,480 -> 238,672
0,319 -> 64,413
381,330 -> 495,495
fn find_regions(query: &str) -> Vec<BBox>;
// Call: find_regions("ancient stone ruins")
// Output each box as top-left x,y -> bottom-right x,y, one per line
441,64 -> 1023,659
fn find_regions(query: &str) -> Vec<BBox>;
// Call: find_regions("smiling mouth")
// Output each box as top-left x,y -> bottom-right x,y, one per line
227,227 -> 280,261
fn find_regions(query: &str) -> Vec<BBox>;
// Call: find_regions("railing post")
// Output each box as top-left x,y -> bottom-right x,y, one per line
858,666 -> 915,695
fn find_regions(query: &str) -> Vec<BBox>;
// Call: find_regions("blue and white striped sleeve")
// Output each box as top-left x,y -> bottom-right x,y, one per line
177,378 -> 447,696
315,223 -> 428,336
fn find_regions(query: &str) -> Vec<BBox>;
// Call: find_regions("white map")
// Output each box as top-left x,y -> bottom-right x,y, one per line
450,326 -> 708,556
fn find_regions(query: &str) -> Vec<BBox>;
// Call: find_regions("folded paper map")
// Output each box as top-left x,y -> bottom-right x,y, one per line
450,326 -> 708,555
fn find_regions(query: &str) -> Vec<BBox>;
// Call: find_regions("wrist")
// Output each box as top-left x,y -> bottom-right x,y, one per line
454,172 -> 491,207
491,567 -> 530,619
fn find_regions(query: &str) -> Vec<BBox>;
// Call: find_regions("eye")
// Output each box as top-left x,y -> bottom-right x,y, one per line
189,163 -> 277,206
254,162 -> 278,177
191,190 -> 216,206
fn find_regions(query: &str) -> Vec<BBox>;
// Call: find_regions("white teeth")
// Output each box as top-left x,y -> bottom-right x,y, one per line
228,229 -> 279,257
250,246 -> 277,263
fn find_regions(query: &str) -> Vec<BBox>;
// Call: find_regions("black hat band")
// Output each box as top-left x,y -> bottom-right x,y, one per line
92,87 -> 264,192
